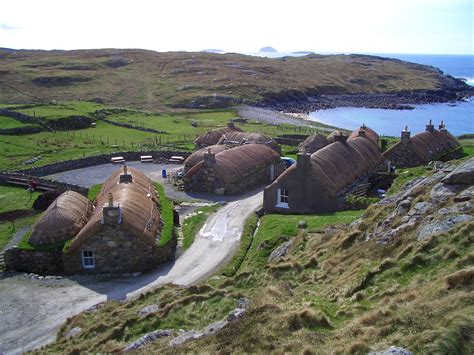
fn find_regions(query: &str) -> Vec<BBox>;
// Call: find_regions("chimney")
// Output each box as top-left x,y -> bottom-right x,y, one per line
203,147 -> 216,166
227,121 -> 235,129
439,120 -> 448,134
358,129 -> 366,138
119,164 -> 133,183
401,125 -> 411,144
102,193 -> 121,225
426,119 -> 435,132
296,153 -> 311,171
334,131 -> 348,144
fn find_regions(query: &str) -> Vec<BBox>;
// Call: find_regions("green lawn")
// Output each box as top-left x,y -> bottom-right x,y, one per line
0,115 -> 35,129
0,185 -> 41,213
16,101 -> 103,120
0,214 -> 39,250
154,182 -> 174,247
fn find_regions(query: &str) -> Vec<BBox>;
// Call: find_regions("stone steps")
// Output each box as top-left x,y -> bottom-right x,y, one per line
176,227 -> 184,248
0,251 -> 6,271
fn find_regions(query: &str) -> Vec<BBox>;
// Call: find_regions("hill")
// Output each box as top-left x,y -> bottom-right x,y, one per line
0,49 -> 471,112
42,157 -> 474,353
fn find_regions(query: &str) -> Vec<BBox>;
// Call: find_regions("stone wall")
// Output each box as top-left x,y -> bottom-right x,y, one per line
0,126 -> 44,135
13,151 -> 191,177
384,143 -> 463,168
5,247 -> 63,274
63,226 -> 177,274
274,134 -> 309,147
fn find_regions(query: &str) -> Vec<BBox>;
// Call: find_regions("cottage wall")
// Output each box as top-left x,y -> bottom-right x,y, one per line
63,225 -> 176,274
383,142 -> 425,168
5,247 -> 63,274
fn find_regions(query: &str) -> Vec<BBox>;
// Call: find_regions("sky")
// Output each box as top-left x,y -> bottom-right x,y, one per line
0,0 -> 472,55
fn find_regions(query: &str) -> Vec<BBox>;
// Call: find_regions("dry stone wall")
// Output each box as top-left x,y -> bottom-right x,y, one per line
5,247 -> 63,274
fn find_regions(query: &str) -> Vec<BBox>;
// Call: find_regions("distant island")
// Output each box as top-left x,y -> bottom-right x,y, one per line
202,49 -> 225,53
292,51 -> 315,55
259,46 -> 278,53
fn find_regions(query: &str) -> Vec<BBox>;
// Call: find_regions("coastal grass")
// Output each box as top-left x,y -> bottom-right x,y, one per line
0,214 -> 39,250
0,115 -> 36,129
154,182 -> 174,247
0,185 -> 41,213
182,204 -> 219,250
87,184 -> 102,202
386,165 -> 432,196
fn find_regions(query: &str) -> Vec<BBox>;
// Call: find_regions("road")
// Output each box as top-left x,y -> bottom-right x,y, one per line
0,174 -> 263,354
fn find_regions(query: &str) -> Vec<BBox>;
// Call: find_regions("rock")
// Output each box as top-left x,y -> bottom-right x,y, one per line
237,297 -> 250,309
169,330 -> 203,346
201,320 -> 228,336
138,304 -> 159,317
124,329 -> 172,351
227,308 -> 246,322
418,214 -> 473,240
430,183 -> 465,203
396,199 -> 412,215
66,327 -> 82,338
298,220 -> 307,229
442,157 -> 474,185
369,346 -> 413,355
268,239 -> 294,262
454,186 -> 474,202
132,272 -> 141,277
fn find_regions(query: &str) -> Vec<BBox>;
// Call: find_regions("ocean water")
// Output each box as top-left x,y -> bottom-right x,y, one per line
305,53 -> 474,136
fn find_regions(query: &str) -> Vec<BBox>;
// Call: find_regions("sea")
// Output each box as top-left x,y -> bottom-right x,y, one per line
251,51 -> 474,136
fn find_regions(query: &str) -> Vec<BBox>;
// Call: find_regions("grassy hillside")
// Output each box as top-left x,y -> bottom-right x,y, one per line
0,49 -> 469,111
42,157 -> 474,353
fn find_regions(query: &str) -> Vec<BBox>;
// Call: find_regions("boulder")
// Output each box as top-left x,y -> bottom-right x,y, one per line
66,327 -> 82,339
454,186 -> 474,202
138,304 -> 159,318
124,329 -> 172,351
169,330 -> 203,347
369,346 -> 413,355
268,239 -> 294,263
442,157 -> 474,185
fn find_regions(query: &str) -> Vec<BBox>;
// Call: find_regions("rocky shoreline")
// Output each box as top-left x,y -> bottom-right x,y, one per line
259,85 -> 474,113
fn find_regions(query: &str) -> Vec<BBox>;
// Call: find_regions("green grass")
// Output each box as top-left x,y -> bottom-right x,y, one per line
182,204 -> 219,249
0,214 -> 39,250
386,165 -> 432,196
460,139 -> 474,157
240,210 -> 363,272
0,115 -> 36,129
87,184 -> 102,201
0,185 -> 41,213
17,228 -> 68,251
154,182 -> 174,247
16,101 -> 103,121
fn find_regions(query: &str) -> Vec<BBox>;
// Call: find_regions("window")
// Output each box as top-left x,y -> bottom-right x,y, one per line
276,188 -> 289,208
82,251 -> 95,269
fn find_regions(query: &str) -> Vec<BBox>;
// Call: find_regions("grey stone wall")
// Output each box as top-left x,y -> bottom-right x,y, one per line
5,247 -> 63,274
384,143 -> 463,168
63,225 -> 176,274
274,134 -> 309,147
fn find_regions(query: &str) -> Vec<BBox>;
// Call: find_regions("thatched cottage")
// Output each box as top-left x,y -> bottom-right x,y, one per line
185,144 -> 286,195
297,133 -> 330,154
264,133 -> 388,213
348,124 -> 380,145
28,191 -> 92,246
327,130 -> 349,143
63,166 -> 175,274
184,144 -> 230,172
217,131 -> 281,154
383,121 -> 463,168
194,122 -> 243,149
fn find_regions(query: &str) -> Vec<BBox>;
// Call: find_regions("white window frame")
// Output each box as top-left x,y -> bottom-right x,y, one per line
82,250 -> 95,269
276,188 -> 289,208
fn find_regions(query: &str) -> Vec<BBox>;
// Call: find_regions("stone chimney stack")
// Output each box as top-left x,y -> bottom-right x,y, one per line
401,125 -> 411,144
102,193 -> 121,225
358,129 -> 366,138
296,153 -> 311,171
119,164 -> 133,183
334,131 -> 348,144
426,119 -> 435,132
227,121 -> 235,129
438,120 -> 448,134
203,148 -> 216,166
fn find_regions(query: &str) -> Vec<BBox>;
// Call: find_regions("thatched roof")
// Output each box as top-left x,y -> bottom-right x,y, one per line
274,137 -> 385,197
348,125 -> 380,144
29,191 -> 92,246
184,144 -> 230,171
194,126 -> 243,147
66,167 -> 161,254
327,130 -> 349,143
298,133 -> 330,154
217,131 -> 280,151
386,129 -> 461,163
187,144 -> 282,184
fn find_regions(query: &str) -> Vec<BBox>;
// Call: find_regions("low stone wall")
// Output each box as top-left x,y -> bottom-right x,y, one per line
274,134 -> 309,147
5,247 -> 64,274
14,151 -> 191,177
0,172 -> 89,196
0,126 -> 44,135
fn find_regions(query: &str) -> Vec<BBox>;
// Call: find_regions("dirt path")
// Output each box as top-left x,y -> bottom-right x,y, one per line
0,189 -> 263,354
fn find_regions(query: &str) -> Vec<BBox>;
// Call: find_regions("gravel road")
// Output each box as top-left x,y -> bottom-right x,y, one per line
0,163 -> 263,354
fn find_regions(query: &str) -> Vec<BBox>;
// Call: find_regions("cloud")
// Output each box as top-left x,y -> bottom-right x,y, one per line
0,23 -> 21,30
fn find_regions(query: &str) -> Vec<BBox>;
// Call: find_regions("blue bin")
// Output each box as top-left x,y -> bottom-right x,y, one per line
162,169 -> 167,178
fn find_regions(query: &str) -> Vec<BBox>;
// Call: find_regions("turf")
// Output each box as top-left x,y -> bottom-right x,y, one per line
0,185 -> 41,213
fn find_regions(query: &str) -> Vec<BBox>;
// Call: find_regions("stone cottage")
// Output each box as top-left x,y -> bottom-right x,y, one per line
63,166 -> 175,274
216,131 -> 281,154
297,132 -> 330,154
264,133 -> 388,214
194,122 -> 243,149
28,191 -> 92,246
185,144 -> 286,195
383,121 -> 463,168
184,144 -> 230,172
